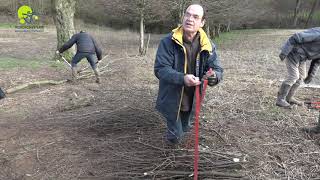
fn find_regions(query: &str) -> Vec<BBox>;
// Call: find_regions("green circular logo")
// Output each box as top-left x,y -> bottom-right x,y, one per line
17,5 -> 39,24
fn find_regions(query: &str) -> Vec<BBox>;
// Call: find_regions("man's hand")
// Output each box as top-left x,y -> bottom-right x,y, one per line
184,74 -> 201,87
56,50 -> 61,55
279,53 -> 286,61
304,76 -> 313,84
203,68 -> 214,79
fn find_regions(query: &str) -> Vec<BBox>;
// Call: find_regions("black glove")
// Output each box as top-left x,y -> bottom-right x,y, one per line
304,76 -> 312,84
279,53 -> 286,61
97,54 -> 102,61
207,74 -> 218,86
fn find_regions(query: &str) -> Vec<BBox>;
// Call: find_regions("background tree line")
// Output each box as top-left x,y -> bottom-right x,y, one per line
2,0 -> 320,33
1,0 -> 320,56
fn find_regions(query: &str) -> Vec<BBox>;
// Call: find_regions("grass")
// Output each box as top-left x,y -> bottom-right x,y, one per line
213,31 -> 240,46
0,57 -> 64,70
213,29 -> 273,47
0,23 -> 16,29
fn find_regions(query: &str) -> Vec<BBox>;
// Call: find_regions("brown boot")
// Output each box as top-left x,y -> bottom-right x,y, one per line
286,81 -> 303,106
276,83 -> 291,108
93,68 -> 100,84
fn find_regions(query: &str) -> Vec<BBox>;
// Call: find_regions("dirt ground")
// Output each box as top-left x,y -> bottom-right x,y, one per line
0,27 -> 320,180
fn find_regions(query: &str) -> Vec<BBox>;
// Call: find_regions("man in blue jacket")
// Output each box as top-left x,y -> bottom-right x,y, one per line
277,28 -> 320,108
154,4 -> 223,144
56,30 -> 102,83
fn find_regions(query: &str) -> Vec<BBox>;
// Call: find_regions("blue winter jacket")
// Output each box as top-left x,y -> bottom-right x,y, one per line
154,27 -> 223,120
281,27 -> 320,62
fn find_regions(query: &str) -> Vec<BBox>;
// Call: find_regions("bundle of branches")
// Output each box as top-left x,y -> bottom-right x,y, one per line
24,85 -> 246,179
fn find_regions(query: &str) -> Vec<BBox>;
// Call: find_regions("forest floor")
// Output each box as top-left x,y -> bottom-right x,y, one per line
0,26 -> 319,180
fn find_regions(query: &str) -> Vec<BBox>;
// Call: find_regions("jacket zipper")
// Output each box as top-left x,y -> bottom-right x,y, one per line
173,38 -> 188,121
172,37 -> 207,121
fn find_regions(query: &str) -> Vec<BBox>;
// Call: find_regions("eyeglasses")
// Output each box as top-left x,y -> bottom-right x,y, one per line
184,12 -> 202,21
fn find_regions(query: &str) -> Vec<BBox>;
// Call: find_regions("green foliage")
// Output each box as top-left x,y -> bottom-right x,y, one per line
213,29 -> 268,46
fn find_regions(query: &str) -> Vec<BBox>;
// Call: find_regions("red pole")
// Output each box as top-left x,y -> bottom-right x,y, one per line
194,85 -> 200,180
193,79 -> 208,180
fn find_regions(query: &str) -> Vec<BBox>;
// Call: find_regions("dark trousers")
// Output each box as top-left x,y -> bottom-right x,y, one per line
166,110 -> 194,142
71,52 -> 97,70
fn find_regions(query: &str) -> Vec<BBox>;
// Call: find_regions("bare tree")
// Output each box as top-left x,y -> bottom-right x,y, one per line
293,0 -> 301,27
93,0 -> 169,56
51,0 -> 76,61
305,0 -> 319,28
138,0 -> 146,56
168,0 -> 191,26
200,0 -> 271,37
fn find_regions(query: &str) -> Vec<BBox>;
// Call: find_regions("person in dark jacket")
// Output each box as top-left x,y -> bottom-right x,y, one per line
276,27 -> 320,108
154,4 -> 223,144
56,30 -> 102,83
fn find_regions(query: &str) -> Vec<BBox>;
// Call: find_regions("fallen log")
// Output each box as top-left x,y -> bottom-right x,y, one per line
4,65 -> 111,94
5,80 -> 67,94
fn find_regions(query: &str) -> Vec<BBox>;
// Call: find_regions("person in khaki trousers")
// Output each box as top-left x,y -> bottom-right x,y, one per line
276,27 -> 320,108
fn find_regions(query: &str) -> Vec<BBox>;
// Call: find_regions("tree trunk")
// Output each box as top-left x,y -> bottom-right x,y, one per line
177,0 -> 187,26
227,20 -> 231,32
205,21 -> 211,39
139,0 -> 146,56
52,0 -> 76,61
305,0 -> 319,28
145,33 -> 151,55
11,0 -> 17,17
293,0 -> 301,27
215,24 -> 221,37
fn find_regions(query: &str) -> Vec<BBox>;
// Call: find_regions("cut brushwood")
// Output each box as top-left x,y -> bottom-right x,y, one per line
302,83 -> 320,89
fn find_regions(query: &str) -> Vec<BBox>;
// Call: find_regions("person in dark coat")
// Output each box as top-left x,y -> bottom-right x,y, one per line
154,4 -> 223,144
56,30 -> 102,83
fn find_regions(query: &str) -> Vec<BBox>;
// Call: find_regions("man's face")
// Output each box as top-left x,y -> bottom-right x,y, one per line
182,5 -> 205,34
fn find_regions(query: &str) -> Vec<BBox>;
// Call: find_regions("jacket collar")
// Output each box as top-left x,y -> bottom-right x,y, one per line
171,26 -> 212,53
